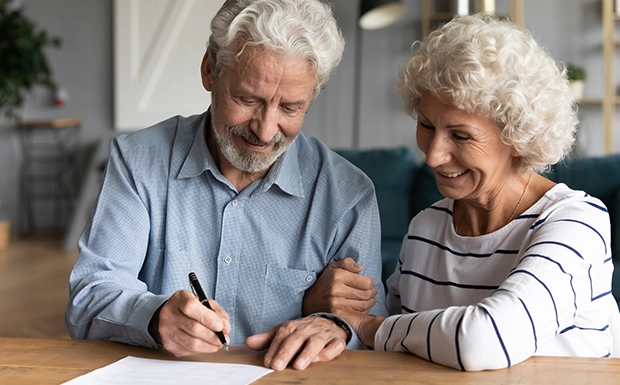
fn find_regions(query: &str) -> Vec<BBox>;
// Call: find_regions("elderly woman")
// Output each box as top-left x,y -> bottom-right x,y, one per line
336,13 -> 615,371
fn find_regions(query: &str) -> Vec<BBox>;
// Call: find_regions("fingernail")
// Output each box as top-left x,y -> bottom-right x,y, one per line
296,357 -> 307,369
313,356 -> 320,363
264,357 -> 271,367
273,359 -> 285,370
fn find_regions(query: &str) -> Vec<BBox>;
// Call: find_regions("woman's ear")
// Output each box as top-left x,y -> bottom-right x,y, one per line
201,49 -> 215,92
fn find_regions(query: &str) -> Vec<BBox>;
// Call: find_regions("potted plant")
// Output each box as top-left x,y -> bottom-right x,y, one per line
0,0 -> 61,120
566,63 -> 586,101
0,0 -> 61,245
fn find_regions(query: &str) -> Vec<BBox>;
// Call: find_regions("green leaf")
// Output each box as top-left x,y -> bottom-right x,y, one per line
0,0 -> 62,120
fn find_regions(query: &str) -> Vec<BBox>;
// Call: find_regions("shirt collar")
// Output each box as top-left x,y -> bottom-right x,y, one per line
261,136 -> 305,198
178,109 -> 305,198
177,112 -> 218,180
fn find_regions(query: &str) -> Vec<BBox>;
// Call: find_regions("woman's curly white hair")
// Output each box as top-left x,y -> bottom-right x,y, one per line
399,13 -> 578,173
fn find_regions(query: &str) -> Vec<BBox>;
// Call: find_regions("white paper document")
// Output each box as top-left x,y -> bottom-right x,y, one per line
62,356 -> 274,385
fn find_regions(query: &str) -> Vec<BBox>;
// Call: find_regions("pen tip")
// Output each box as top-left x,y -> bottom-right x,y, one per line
223,344 -> 229,351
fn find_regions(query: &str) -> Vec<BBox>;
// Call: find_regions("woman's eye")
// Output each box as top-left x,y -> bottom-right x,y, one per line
453,133 -> 471,141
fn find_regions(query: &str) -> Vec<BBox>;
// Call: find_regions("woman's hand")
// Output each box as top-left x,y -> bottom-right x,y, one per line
335,309 -> 385,348
302,258 -> 377,316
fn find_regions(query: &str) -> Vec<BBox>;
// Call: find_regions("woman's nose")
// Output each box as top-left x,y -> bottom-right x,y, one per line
424,133 -> 452,167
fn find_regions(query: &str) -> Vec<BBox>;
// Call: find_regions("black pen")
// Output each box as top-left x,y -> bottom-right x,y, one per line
188,272 -> 229,351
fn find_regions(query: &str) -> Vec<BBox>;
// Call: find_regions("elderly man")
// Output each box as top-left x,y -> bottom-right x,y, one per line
65,0 -> 386,371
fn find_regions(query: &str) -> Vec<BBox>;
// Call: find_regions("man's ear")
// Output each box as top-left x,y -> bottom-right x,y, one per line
201,49 -> 215,92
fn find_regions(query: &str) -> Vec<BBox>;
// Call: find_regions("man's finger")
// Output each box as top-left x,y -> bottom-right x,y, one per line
245,329 -> 275,351
261,321 -> 305,370
263,317 -> 349,371
159,313 -> 223,356
188,299 -> 232,337
292,333 -> 346,370
312,337 -> 347,363
157,290 -> 231,356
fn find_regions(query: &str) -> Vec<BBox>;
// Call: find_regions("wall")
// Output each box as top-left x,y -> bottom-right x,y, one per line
0,0 -> 113,233
523,0 -> 620,157
0,0 -> 618,235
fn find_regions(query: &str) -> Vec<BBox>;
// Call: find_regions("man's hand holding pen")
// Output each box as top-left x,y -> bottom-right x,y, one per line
150,289 -> 231,357
148,269 -> 353,369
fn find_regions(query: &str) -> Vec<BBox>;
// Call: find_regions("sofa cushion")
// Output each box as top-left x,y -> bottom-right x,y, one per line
614,260 -> 620,307
335,147 -> 418,240
544,154 -> 620,261
614,189 -> 620,262
411,163 -> 443,217
544,154 -> 620,210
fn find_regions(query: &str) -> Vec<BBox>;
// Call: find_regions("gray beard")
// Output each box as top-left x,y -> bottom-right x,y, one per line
211,113 -> 292,174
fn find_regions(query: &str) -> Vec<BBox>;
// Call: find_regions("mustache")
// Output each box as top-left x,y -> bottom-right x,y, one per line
230,125 -> 285,146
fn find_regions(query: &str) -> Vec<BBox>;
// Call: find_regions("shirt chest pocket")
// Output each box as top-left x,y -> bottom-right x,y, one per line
260,264 -> 316,332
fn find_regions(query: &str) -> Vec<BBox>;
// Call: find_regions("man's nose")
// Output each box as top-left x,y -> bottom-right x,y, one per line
250,107 -> 279,144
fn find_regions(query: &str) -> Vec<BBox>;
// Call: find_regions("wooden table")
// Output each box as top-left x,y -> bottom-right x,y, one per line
1,337 -> 619,384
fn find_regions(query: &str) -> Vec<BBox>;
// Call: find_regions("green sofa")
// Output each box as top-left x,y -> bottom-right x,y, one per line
336,147 -> 620,306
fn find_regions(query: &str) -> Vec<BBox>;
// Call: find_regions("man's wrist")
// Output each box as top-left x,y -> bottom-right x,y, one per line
311,313 -> 352,344
148,304 -> 163,344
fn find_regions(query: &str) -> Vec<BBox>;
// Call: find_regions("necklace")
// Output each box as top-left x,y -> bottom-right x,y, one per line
454,173 -> 532,234
506,173 -> 532,224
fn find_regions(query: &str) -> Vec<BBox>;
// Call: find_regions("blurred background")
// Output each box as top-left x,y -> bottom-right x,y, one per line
0,0 -> 618,338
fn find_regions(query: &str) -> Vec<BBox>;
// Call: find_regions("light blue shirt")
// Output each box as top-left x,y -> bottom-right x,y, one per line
65,111 -> 387,348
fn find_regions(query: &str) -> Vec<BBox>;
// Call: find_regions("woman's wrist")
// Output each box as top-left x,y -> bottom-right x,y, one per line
359,316 -> 385,348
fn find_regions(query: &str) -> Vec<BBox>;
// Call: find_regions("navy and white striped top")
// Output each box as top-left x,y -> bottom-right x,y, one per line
377,183 -> 614,371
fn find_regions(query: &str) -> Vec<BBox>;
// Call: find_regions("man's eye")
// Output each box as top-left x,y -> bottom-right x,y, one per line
419,122 -> 434,130
281,105 -> 299,114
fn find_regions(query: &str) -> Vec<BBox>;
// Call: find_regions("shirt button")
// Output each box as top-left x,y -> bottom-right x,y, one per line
231,200 -> 238,207
305,275 -> 313,283
224,255 -> 232,264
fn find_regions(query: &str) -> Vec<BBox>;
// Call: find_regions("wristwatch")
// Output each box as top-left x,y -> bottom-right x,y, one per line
311,313 -> 352,344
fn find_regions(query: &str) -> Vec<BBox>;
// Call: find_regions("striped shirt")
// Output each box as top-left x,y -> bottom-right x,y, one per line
377,183 -> 614,371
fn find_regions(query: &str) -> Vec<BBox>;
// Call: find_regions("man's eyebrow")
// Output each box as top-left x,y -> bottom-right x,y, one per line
417,110 -> 430,121
231,86 -> 309,106
281,100 -> 309,106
